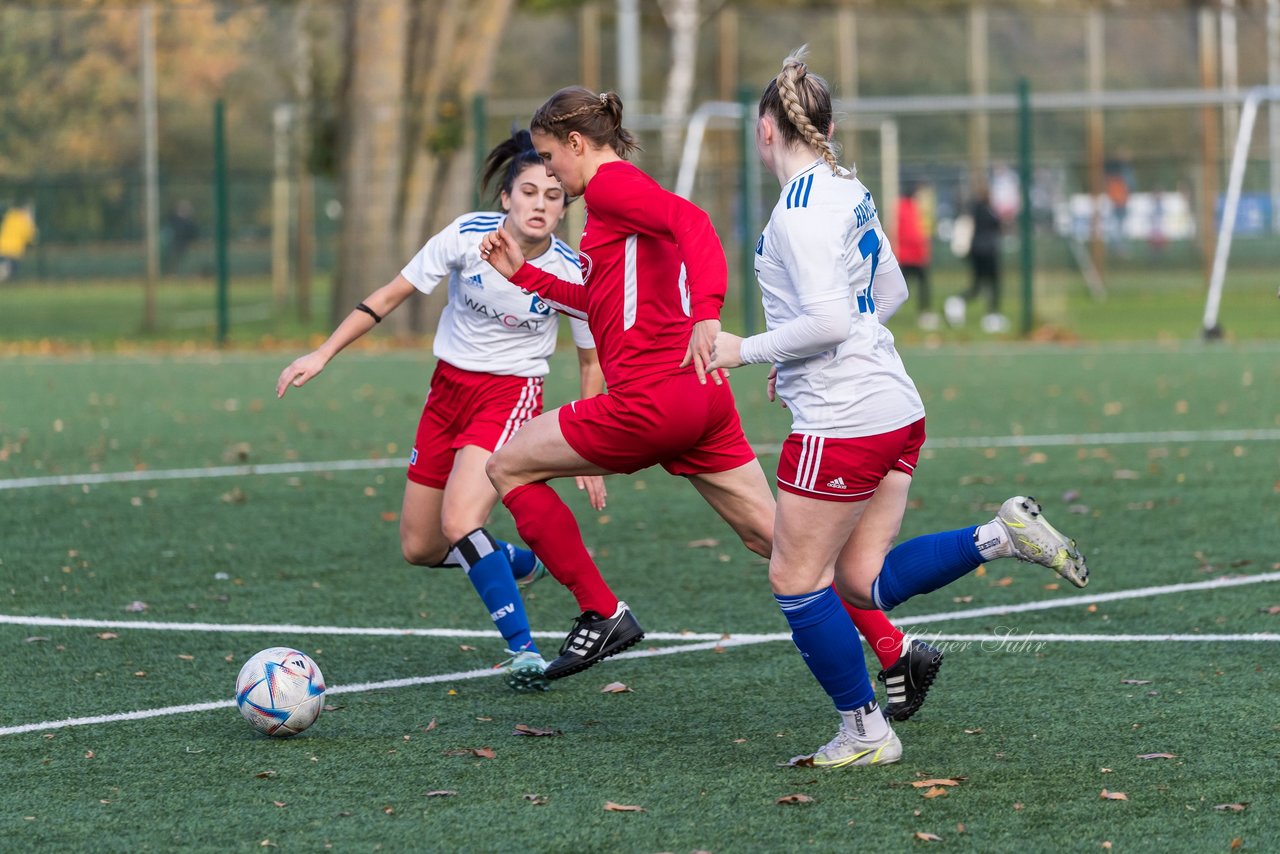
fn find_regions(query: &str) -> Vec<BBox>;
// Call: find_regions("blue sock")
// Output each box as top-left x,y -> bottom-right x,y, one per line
775,587 -> 874,711
453,529 -> 537,654
500,540 -> 537,579
871,527 -> 984,611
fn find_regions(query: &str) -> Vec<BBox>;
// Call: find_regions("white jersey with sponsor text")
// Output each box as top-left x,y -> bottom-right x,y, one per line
400,212 -> 594,377
755,161 -> 924,437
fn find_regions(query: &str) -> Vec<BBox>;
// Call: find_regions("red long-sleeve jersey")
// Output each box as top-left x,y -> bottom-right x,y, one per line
509,161 -> 727,390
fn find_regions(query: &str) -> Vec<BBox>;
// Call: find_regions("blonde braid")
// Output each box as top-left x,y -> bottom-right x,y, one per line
776,53 -> 842,176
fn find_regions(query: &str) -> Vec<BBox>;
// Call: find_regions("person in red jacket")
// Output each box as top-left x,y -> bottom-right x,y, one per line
479,88 -> 939,702
895,182 -> 935,329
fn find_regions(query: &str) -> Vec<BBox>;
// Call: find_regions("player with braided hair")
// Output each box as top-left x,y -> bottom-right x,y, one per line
277,127 -> 604,692
708,48 -> 1091,768
480,88 -> 945,726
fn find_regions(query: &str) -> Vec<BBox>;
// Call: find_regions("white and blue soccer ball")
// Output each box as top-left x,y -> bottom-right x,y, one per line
235,647 -> 326,737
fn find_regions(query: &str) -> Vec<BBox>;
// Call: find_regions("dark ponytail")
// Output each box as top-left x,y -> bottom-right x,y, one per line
480,127 -> 544,204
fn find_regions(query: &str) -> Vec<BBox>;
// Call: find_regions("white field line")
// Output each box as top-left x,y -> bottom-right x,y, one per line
5,569 -> 1278,641
4,426 -> 1279,491
3,626 -> 1278,738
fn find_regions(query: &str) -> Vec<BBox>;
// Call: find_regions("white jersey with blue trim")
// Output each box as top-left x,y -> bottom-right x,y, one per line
400,212 -> 593,377
755,160 -> 923,437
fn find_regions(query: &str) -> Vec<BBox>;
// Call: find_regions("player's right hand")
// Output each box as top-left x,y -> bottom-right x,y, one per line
276,351 -> 327,398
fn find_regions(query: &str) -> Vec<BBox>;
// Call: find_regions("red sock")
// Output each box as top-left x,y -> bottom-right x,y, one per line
502,483 -> 618,616
837,589 -> 904,670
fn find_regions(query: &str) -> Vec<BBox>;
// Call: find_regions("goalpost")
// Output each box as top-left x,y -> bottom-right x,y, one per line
676,86 -> 1272,339
1201,85 -> 1280,339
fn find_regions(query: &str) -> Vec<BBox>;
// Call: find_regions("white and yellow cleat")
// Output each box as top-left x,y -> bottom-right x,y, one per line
997,495 -> 1089,588
790,725 -> 903,769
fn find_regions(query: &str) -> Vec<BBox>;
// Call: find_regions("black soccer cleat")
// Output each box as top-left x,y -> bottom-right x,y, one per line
877,638 -> 944,722
544,601 -> 645,680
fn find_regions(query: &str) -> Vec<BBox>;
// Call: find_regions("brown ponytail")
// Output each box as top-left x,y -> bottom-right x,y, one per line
530,86 -> 640,159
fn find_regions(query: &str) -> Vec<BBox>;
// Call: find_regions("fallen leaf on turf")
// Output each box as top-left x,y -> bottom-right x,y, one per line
84,751 -> 95,759
784,755 -> 818,767
687,538 -> 720,548
124,601 -> 148,613
601,682 -> 631,693
913,832 -> 942,842
272,801 -> 286,808
458,644 -> 476,651
254,771 -> 275,779
1137,752 -> 1177,760
952,596 -> 974,604
513,724 -> 561,737
382,806 -> 394,814
96,632 -> 118,640
992,576 -> 1014,587
1259,606 -> 1280,615
1013,803 -> 1024,811
259,841 -> 276,848
25,636 -> 50,643
1120,679 -> 1153,685
422,719 -> 437,732
177,654 -> 194,661
1215,803 -> 1249,812
964,728 -> 983,735
776,793 -> 814,805
380,512 -> 398,522
134,671 -> 147,678
922,787 -> 949,799
475,716 -> 492,722
424,791 -> 456,798
322,705 -> 343,712
1231,838 -> 1243,850
1102,842 -> 1112,850
1100,790 -> 1128,800
911,778 -> 965,788
444,747 -> 495,759
604,801 -> 645,812
523,793 -> 549,806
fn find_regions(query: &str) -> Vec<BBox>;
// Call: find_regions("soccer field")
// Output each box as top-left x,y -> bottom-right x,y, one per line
2,342 -> 1277,852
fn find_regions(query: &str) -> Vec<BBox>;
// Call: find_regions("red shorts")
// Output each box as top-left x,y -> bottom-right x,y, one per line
558,371 -> 757,477
776,418 -> 926,502
407,361 -> 544,489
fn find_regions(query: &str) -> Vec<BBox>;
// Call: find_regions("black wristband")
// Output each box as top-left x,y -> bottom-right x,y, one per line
355,302 -> 382,323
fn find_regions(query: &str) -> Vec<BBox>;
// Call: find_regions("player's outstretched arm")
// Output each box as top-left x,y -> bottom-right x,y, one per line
276,276 -> 415,398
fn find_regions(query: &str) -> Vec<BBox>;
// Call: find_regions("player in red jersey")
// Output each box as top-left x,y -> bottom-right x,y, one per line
277,128 -> 604,692
480,88 -> 936,705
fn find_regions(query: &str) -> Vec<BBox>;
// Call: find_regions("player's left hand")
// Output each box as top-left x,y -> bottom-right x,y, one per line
681,318 -> 725,386
479,227 -> 524,279
704,330 -> 744,374
576,475 -> 607,511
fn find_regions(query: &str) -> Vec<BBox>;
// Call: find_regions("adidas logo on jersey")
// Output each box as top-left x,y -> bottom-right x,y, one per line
826,477 -> 849,490
465,273 -> 483,289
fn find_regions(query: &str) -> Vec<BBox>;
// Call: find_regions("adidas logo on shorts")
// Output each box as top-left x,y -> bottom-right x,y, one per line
827,477 -> 848,490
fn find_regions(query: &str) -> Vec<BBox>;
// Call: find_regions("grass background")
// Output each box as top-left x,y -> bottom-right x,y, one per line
1,273 -> 1279,852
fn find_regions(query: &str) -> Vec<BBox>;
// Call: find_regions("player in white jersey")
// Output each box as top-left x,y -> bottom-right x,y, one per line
276,128 -> 605,692
709,49 -> 1090,769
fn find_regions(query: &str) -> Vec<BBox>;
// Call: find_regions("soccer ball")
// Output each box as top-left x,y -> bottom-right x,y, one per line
235,647 -> 326,737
